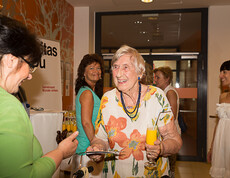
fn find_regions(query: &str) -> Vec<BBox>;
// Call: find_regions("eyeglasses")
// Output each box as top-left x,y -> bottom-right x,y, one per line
20,56 -> 38,73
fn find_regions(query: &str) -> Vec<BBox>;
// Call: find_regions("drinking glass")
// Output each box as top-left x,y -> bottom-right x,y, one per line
144,125 -> 157,169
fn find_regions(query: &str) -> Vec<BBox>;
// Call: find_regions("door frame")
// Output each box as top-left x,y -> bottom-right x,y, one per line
95,8 -> 208,162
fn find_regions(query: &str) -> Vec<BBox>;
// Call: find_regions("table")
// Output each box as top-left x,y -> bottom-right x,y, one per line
30,110 -> 63,154
30,110 -> 64,178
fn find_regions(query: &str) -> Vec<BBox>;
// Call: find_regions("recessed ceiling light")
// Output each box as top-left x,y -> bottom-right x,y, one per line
141,0 -> 153,3
134,21 -> 143,24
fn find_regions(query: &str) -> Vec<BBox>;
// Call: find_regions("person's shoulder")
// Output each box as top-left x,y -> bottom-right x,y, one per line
164,84 -> 177,92
219,92 -> 230,103
166,89 -> 178,97
80,86 -> 92,91
100,88 -> 116,101
147,85 -> 165,95
0,91 -> 28,122
0,90 -> 20,107
80,89 -> 94,99
78,86 -> 92,95
103,88 -> 116,96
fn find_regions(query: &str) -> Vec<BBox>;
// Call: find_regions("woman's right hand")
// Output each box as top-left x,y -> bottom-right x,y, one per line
87,144 -> 105,162
145,139 -> 161,160
57,131 -> 79,159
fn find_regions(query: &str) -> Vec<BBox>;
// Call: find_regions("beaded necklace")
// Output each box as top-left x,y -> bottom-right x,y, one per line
120,82 -> 141,119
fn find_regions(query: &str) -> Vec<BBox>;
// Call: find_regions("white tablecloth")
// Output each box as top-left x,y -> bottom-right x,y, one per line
30,110 -> 63,154
30,110 -> 63,178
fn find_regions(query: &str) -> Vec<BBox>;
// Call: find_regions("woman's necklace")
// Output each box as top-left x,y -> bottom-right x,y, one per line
120,82 -> 141,120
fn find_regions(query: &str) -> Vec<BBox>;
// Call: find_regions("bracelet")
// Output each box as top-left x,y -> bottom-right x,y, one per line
159,142 -> 163,155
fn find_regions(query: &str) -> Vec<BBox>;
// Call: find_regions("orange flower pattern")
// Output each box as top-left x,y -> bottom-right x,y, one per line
95,86 -> 172,177
105,116 -> 127,149
119,129 -> 145,161
143,86 -> 157,101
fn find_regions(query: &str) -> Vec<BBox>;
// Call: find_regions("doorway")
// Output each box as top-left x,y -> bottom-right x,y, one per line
143,53 -> 206,161
95,8 -> 208,161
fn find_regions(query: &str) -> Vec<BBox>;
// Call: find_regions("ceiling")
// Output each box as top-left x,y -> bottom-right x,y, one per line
66,0 -> 230,51
66,0 -> 230,12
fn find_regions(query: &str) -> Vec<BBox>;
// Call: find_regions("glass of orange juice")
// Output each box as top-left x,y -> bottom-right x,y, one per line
144,125 -> 157,169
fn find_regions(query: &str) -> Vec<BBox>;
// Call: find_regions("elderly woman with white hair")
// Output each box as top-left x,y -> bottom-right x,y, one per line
87,45 -> 182,178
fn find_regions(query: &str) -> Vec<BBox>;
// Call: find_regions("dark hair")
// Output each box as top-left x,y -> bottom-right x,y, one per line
220,60 -> 230,72
0,15 -> 42,66
75,54 -> 104,98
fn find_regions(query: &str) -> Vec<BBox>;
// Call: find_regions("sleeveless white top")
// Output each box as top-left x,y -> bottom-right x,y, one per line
164,84 -> 181,135
210,103 -> 230,178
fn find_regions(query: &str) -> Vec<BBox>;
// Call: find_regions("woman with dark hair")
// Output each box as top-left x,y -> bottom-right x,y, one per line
208,60 -> 230,178
0,15 -> 78,177
71,53 -> 104,177
75,54 -> 104,99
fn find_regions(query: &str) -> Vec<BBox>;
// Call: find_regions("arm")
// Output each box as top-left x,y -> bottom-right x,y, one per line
158,120 -> 182,156
146,120 -> 182,159
166,90 -> 178,120
0,99 -> 78,177
80,90 -> 95,142
146,89 -> 182,159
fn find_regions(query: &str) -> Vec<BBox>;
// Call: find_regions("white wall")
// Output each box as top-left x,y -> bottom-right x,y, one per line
73,7 -> 95,108
73,7 -> 90,108
207,5 -> 230,151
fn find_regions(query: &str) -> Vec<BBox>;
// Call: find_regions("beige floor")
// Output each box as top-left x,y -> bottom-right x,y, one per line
175,161 -> 211,178
61,161 -> 212,178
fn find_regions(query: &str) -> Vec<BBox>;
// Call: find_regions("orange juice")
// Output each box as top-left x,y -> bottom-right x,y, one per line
146,128 -> 157,145
62,122 -> 66,131
66,118 -> 71,132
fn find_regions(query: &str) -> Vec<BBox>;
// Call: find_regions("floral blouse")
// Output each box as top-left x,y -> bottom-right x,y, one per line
95,85 -> 173,178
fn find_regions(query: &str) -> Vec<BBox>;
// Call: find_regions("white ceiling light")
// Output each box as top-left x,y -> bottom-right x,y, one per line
141,0 -> 153,3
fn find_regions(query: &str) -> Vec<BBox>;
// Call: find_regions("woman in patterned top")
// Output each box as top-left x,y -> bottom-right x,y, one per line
87,45 -> 182,178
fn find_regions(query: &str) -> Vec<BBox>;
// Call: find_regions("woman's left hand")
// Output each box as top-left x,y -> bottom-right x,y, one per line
87,143 -> 105,162
145,139 -> 161,160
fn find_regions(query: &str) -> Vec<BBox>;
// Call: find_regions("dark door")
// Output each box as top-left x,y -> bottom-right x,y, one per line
144,53 -> 207,161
